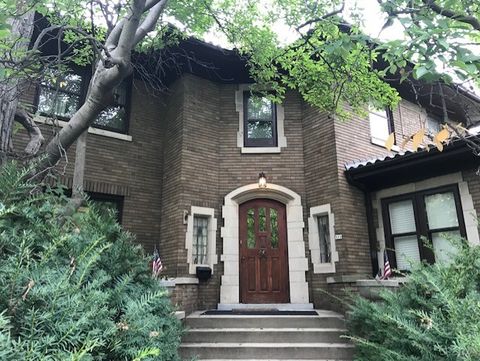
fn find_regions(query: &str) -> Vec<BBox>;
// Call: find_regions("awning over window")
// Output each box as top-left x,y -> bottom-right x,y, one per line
345,137 -> 480,191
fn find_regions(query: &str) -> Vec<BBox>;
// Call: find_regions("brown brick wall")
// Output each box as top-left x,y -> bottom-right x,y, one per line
13,71 -> 479,315
14,79 -> 166,253
216,82 -> 307,309
463,168 -> 480,214
169,284 -> 199,316
157,80 -> 186,277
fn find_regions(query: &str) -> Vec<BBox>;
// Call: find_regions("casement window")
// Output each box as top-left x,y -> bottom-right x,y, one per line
37,71 -> 84,119
382,185 -> 466,271
185,206 -> 218,274
243,92 -> 277,147
369,105 -> 394,145
308,204 -> 338,273
37,70 -> 131,134
94,83 -> 129,133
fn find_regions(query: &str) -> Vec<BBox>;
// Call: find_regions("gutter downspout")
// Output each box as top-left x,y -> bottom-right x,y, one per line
364,191 -> 379,278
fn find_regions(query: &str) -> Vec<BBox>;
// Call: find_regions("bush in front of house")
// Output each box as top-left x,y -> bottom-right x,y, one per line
346,239 -> 480,361
0,162 -> 182,360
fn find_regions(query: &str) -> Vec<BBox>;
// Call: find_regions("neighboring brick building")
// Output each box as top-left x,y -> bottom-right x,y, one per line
16,37 -> 480,314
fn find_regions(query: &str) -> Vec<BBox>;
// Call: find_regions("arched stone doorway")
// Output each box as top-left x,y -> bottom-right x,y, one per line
219,183 -> 309,305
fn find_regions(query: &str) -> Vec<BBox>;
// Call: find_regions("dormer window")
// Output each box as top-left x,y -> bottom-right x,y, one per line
244,92 -> 277,147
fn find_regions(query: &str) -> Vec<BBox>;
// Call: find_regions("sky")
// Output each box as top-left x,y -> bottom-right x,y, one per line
203,0 -> 405,47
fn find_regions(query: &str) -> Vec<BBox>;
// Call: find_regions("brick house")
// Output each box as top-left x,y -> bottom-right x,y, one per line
16,36 -> 480,315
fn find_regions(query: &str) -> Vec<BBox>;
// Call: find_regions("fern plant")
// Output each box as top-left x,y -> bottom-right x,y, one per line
0,162 -> 183,360
347,238 -> 480,361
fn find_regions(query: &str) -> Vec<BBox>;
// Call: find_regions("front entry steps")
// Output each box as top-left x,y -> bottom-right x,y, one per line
179,310 -> 354,360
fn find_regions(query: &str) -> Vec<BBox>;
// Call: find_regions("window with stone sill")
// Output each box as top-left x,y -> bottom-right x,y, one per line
185,206 -> 218,275
36,69 -> 131,134
369,105 -> 395,146
235,85 -> 287,153
308,204 -> 339,273
382,185 -> 466,272
243,92 -> 277,147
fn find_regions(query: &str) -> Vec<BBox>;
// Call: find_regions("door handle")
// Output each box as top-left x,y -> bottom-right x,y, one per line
241,256 -> 246,262
259,249 -> 266,258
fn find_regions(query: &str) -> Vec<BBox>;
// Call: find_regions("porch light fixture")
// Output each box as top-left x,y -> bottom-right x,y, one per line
258,172 -> 267,188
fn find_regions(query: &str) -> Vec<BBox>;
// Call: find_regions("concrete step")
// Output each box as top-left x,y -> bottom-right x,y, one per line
183,328 -> 347,343
179,342 -> 355,360
185,312 -> 346,329
181,310 -> 354,360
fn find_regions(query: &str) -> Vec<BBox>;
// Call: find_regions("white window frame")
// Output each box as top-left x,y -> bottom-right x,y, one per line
185,206 -> 218,275
235,84 -> 287,154
308,204 -> 339,273
368,105 -> 398,150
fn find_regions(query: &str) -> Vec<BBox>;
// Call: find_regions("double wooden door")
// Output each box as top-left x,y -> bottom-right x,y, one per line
239,199 -> 289,303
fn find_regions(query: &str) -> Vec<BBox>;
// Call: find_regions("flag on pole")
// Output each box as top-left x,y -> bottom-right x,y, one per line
382,250 -> 392,280
152,247 -> 163,278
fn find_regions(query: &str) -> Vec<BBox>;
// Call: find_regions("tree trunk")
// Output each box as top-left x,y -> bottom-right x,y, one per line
0,9 -> 35,165
72,130 -> 88,200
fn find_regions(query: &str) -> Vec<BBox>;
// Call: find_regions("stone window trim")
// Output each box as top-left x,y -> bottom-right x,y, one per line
308,204 -> 339,274
372,172 -> 480,274
34,115 -> 133,142
185,206 -> 218,275
235,84 -> 287,154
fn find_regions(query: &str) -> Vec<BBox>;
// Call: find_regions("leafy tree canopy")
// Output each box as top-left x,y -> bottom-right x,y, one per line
0,0 -> 479,164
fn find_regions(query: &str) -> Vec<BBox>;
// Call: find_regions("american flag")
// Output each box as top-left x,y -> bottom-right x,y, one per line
152,247 -> 163,278
382,250 -> 392,280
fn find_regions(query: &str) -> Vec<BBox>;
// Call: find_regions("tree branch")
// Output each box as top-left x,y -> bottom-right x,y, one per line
422,0 -> 480,31
105,0 -> 164,50
296,2 -> 345,31
134,0 -> 168,46
14,107 -> 44,155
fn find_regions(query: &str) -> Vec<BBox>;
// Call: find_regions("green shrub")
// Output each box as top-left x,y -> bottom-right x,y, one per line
0,162 -> 183,360
347,239 -> 480,361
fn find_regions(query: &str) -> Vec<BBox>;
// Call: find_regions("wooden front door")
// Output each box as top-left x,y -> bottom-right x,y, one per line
239,199 -> 289,303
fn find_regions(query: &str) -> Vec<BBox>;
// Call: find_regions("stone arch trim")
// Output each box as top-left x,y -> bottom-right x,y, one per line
220,183 -> 309,304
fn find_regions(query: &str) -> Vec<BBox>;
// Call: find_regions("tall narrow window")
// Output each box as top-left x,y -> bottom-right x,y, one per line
192,215 -> 208,265
317,215 -> 331,263
37,71 -> 83,119
369,105 -> 394,144
244,92 -> 277,147
388,200 -> 420,270
424,192 -> 461,263
309,204 -> 338,273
